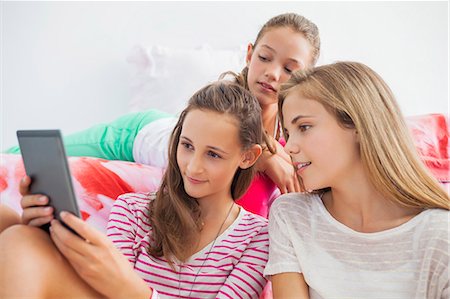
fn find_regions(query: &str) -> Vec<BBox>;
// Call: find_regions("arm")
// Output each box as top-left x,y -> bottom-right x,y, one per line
271,273 -> 309,299
49,211 -> 153,299
216,224 -> 269,299
265,199 -> 309,298
255,137 -> 301,194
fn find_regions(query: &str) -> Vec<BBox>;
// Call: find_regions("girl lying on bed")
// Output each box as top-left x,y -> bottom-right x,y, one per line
6,12 -> 322,208
0,81 -> 269,298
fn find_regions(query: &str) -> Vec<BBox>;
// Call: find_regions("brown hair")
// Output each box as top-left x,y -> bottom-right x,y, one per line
278,61 -> 449,210
224,12 -> 321,92
148,81 -> 264,265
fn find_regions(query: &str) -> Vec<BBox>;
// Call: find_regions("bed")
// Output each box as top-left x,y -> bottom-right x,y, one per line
0,45 -> 448,299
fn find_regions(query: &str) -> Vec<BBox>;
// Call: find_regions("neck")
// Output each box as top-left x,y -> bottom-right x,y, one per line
322,168 -> 421,233
260,104 -> 278,137
196,196 -> 235,223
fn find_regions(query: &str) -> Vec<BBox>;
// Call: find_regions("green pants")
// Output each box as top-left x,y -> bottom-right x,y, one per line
6,109 -> 172,161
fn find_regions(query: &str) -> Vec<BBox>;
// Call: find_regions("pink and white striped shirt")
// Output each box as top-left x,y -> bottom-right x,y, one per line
107,192 -> 269,299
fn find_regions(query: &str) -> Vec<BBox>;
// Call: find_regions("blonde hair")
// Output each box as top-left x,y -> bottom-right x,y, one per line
148,81 -> 264,265
278,61 -> 449,210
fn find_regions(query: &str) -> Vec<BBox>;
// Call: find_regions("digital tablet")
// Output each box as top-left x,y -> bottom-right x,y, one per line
17,130 -> 80,232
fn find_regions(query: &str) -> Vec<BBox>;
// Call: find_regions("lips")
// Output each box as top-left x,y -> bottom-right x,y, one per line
293,161 -> 311,174
258,82 -> 276,93
187,176 -> 206,185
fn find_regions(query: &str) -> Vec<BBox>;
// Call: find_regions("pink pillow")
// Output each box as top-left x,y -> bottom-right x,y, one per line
0,154 -> 164,232
406,113 -> 449,182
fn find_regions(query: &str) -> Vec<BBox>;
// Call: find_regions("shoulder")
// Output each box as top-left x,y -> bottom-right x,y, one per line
235,208 -> 269,239
114,192 -> 154,217
416,209 -> 450,273
270,192 -> 320,216
419,208 -> 450,241
240,209 -> 268,229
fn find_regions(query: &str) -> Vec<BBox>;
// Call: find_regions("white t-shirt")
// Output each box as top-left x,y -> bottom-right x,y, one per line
264,193 -> 450,299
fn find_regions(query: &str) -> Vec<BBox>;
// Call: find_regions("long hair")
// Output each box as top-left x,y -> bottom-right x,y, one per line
278,61 -> 449,210
148,81 -> 264,265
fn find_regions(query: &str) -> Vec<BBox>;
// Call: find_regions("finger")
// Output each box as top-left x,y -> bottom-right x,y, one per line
21,194 -> 49,209
50,224 -> 85,265
21,206 -> 54,225
294,174 -> 301,192
18,176 -> 31,195
286,181 -> 296,194
28,215 -> 54,227
279,184 -> 288,194
59,211 -> 104,245
50,219 -> 91,257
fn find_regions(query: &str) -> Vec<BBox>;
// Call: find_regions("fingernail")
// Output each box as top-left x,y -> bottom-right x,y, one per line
39,196 -> 47,202
60,211 -> 68,219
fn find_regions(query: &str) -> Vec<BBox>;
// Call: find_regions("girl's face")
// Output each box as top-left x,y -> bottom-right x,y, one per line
177,109 -> 250,201
246,27 -> 314,109
282,89 -> 360,191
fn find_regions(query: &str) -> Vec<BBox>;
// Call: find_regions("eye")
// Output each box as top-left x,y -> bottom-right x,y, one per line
207,151 -> 222,159
283,128 -> 290,139
258,55 -> 269,62
299,125 -> 312,132
181,142 -> 194,150
284,67 -> 293,74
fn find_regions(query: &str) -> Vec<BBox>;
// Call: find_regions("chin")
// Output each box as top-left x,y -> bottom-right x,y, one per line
302,180 -> 326,193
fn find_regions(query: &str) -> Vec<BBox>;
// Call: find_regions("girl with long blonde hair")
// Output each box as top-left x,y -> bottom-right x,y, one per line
265,61 -> 449,298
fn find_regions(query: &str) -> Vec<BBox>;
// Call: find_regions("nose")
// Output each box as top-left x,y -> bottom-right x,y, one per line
284,137 -> 300,156
186,152 -> 204,175
264,63 -> 282,82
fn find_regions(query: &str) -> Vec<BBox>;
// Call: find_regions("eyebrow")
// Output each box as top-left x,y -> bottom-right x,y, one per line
290,115 -> 314,125
180,136 -> 229,155
260,44 -> 301,65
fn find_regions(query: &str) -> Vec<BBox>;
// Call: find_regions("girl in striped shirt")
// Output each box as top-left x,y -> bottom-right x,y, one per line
0,81 -> 269,298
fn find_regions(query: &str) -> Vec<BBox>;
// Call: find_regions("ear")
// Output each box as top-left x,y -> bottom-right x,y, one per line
245,43 -> 254,66
239,144 -> 262,169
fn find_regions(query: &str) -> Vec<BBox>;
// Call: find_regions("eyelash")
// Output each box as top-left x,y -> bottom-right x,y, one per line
181,142 -> 222,159
299,125 -> 311,132
207,151 -> 222,159
181,142 -> 193,150
258,55 -> 269,62
258,55 -> 293,74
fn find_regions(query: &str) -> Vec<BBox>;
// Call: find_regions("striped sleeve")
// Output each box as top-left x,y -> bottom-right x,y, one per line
216,215 -> 269,299
106,193 -> 151,265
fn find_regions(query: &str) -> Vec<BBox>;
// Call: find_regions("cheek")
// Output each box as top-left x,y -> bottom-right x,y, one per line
176,149 -> 186,169
279,72 -> 292,84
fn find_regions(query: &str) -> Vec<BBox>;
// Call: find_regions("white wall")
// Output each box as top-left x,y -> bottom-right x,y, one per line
1,1 -> 448,150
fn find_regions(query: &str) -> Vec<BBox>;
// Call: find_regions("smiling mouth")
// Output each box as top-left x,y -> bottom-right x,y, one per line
296,162 -> 311,170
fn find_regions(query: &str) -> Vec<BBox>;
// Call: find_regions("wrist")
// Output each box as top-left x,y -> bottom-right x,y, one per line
111,276 -> 152,299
